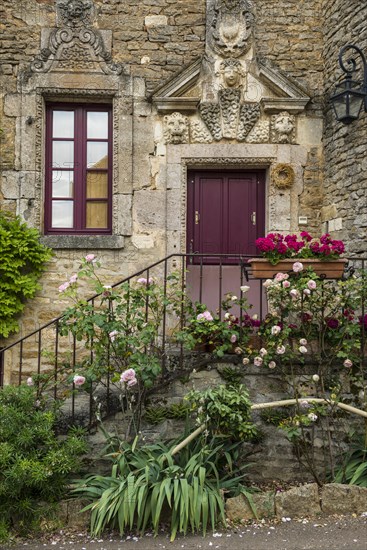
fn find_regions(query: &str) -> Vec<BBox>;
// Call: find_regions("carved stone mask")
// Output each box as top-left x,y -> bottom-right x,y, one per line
58,0 -> 93,28
163,113 -> 189,144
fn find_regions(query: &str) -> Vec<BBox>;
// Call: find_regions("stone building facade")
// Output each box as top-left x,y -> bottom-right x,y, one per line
0,0 -> 366,344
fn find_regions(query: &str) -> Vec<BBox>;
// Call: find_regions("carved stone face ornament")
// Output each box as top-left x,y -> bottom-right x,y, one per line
58,0 -> 94,28
163,112 -> 189,144
217,58 -> 246,89
271,111 -> 296,144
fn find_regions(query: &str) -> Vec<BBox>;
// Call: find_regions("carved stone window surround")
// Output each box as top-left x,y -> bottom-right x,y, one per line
25,86 -> 131,246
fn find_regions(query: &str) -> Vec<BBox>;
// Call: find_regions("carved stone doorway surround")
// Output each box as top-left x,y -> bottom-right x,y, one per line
165,143 -> 308,257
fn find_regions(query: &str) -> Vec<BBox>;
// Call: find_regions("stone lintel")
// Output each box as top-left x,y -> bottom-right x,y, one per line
261,98 -> 310,114
153,97 -> 200,114
40,235 -> 125,249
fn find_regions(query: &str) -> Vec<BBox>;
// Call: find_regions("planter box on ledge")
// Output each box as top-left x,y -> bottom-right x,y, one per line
248,258 -> 348,279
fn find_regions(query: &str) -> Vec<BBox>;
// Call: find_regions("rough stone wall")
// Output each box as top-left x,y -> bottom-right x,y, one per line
322,0 -> 367,255
253,0 -> 324,115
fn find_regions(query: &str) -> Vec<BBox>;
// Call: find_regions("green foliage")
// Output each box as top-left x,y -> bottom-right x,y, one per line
186,385 -> 258,441
144,402 -> 191,425
334,435 -> 367,487
0,385 -> 87,538
73,434 -> 251,540
259,407 -> 292,426
0,213 -> 52,338
217,365 -> 244,386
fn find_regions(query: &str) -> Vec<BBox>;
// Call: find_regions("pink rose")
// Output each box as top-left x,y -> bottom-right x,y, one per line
137,277 -> 154,285
283,280 -> 291,288
69,274 -> 78,284
127,378 -> 138,387
276,345 -> 286,355
303,288 -> 311,296
307,280 -> 317,290
26,377 -> 34,386
230,334 -> 237,343
254,356 -> 263,367
58,281 -> 70,293
275,272 -> 289,282
73,375 -> 86,386
120,368 -> 137,383
242,357 -> 250,365
299,338 -> 307,346
85,254 -> 95,262
109,330 -> 119,342
292,262 -> 303,273
290,289 -> 299,299
260,348 -> 268,356
299,346 -> 308,354
197,311 -> 213,321
271,325 -> 281,335
268,361 -> 276,369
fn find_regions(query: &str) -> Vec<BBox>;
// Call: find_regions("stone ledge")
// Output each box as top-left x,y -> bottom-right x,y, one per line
40,235 -> 125,250
225,484 -> 367,521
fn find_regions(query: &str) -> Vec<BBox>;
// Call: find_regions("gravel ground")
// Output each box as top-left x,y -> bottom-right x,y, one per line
2,515 -> 367,550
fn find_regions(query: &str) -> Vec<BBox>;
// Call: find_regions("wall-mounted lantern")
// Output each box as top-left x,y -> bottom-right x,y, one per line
330,44 -> 367,125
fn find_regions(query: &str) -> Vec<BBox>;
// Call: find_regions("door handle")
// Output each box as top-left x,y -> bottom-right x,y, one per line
195,211 -> 200,225
251,211 -> 256,226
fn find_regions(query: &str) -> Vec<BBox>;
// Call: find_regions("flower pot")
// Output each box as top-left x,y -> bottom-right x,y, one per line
248,258 -> 347,279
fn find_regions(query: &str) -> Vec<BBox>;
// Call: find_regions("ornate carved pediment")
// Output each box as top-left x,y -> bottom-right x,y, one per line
29,0 -> 124,75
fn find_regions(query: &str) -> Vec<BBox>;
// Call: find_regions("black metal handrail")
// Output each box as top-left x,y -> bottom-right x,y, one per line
0,254 -> 366,427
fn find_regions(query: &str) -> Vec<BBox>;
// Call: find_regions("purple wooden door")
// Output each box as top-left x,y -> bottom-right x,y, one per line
187,170 -> 265,264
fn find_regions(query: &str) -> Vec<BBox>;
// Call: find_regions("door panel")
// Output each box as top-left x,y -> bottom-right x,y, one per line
187,170 -> 265,264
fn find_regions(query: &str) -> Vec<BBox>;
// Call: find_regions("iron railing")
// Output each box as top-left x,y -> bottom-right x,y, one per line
0,254 -> 366,427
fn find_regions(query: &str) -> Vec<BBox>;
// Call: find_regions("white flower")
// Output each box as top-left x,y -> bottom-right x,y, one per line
231,295 -> 238,301
271,325 -> 281,335
268,361 -> 276,369
290,289 -> 299,299
299,338 -> 308,346
292,261 -> 303,272
254,356 -> 263,366
303,288 -> 311,296
312,374 -> 320,383
26,377 -> 34,386
308,413 -> 318,422
343,359 -> 353,368
240,285 -> 250,293
242,357 -> 250,365
252,314 -> 258,320
109,330 -> 119,342
299,346 -> 308,354
263,279 -> 273,288
224,312 -> 231,320
259,347 -> 268,356
276,345 -> 286,355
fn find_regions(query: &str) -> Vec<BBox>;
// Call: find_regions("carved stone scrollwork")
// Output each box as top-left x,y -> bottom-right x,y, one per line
237,103 -> 260,141
163,112 -> 189,144
199,103 -> 223,141
190,120 -> 213,143
30,0 -> 124,75
219,88 -> 241,139
270,111 -> 296,144
210,0 -> 253,58
246,120 -> 270,143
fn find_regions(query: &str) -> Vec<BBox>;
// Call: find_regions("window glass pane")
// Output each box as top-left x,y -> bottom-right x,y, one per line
87,142 -> 108,169
87,111 -> 108,139
53,111 -> 74,138
52,141 -> 74,168
86,202 -> 108,228
86,172 -> 108,198
52,201 -> 73,228
52,171 -> 74,198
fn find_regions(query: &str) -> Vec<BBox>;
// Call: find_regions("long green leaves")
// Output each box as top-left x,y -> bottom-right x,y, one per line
73,436 -> 250,541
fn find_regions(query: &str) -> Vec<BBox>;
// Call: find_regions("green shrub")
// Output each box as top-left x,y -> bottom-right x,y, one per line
73,434 -> 252,541
0,213 -> 52,338
334,435 -> 367,487
0,385 -> 87,538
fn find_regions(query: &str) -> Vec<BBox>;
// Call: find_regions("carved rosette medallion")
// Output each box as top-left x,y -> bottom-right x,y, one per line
30,0 -> 124,75
210,0 -> 253,58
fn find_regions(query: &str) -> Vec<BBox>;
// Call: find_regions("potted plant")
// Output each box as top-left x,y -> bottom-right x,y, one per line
249,231 -> 347,278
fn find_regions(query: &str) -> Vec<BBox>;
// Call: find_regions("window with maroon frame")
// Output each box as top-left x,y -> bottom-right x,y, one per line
45,104 -> 112,234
